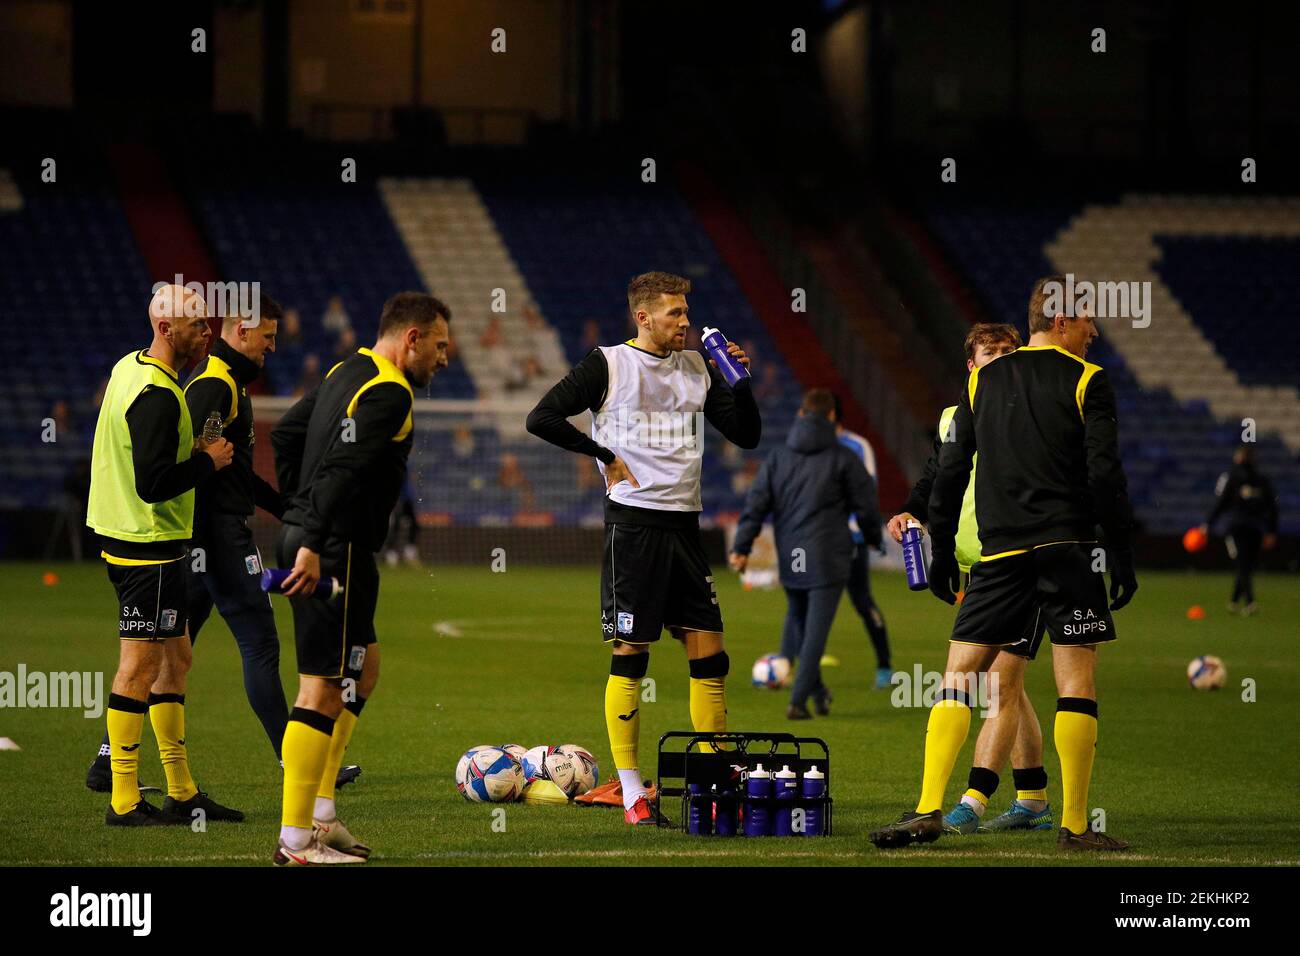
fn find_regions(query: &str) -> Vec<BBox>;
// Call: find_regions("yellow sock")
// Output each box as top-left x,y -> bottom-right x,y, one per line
688,652 -> 729,753
916,695 -> 972,813
689,677 -> 728,751
107,694 -> 148,815
317,707 -> 359,804
282,708 -> 335,829
1055,699 -> 1098,834
604,674 -> 642,770
1017,788 -> 1048,803
149,694 -> 197,801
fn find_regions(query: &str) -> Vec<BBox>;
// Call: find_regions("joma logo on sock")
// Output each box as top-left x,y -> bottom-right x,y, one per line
49,886 -> 151,936
0,665 -> 104,718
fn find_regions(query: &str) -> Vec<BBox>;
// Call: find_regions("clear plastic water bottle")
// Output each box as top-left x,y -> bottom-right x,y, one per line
744,763 -> 772,837
801,765 -> 825,836
202,410 -> 223,443
773,765 -> 798,836
701,327 -> 750,387
903,519 -> 929,591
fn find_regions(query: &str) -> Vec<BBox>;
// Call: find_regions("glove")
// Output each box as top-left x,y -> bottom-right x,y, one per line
1108,548 -> 1138,611
928,547 -> 961,605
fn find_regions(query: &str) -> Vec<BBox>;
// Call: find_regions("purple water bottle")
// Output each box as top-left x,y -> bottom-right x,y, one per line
902,519 -> 929,592
260,567 -> 344,600
714,784 -> 737,836
744,763 -> 772,837
800,765 -> 825,836
773,765 -> 798,836
687,782 -> 711,835
701,327 -> 750,387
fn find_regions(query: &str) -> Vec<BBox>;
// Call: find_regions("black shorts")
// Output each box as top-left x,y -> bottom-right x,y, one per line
187,513 -> 276,643
951,543 -> 1116,653
107,558 -> 189,641
600,521 -> 724,644
277,524 -> 379,679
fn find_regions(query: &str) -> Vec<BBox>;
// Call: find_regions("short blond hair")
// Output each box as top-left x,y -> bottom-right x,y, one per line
627,271 -> 690,316
1028,274 -> 1068,333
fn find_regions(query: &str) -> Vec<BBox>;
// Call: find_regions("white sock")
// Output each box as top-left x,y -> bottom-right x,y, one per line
279,824 -> 311,850
960,793 -> 987,816
619,768 -> 646,811
313,797 -> 336,822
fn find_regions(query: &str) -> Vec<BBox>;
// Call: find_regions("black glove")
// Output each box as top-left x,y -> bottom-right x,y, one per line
928,547 -> 961,605
1108,548 -> 1138,611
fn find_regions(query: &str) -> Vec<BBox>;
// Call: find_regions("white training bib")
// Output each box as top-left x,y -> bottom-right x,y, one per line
593,343 -> 710,512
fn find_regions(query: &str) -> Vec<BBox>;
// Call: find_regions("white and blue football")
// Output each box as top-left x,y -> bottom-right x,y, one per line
456,746 -> 525,803
751,653 -> 791,689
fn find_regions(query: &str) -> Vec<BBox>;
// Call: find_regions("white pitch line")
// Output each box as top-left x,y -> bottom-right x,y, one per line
9,849 -> 1297,866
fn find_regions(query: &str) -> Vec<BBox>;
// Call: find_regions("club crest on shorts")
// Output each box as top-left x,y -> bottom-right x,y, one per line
617,611 -> 634,635
348,646 -> 367,671
245,553 -> 262,575
159,609 -> 177,630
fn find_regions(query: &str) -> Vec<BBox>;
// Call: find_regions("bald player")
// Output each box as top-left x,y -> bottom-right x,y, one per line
86,285 -> 242,826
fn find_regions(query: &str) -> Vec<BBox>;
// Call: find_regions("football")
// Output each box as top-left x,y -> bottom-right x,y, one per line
1187,655 -> 1227,691
542,748 -> 579,796
521,745 -> 557,782
456,746 -> 525,803
558,744 -> 599,796
499,743 -> 528,764
751,653 -> 791,689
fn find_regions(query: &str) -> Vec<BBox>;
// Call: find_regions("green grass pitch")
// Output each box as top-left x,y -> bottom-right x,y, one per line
1,561 -> 1297,866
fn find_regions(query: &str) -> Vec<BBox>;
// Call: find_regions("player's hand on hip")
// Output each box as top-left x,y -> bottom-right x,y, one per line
199,436 -> 234,470
887,512 -> 918,543
928,550 -> 960,605
1108,550 -> 1138,611
282,547 -> 321,597
708,341 -> 749,369
729,552 -> 748,572
604,456 -> 640,491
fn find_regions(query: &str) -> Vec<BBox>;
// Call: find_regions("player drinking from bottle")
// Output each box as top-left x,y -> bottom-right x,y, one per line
526,271 -> 761,826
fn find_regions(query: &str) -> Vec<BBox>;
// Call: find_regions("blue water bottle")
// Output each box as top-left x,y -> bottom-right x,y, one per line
773,765 -> 798,836
701,327 -> 750,388
800,765 -> 825,836
687,782 -> 711,836
902,519 -> 929,592
260,567 -> 344,600
744,764 -> 772,837
714,784 -> 737,837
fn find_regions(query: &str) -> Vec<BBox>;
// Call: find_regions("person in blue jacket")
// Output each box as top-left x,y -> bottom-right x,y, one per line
730,388 -> 879,718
